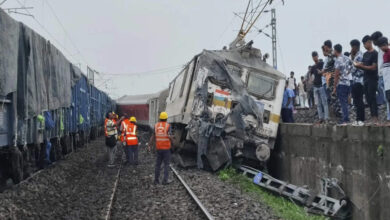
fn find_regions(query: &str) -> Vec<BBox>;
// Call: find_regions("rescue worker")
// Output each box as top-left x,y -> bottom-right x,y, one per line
121,116 -> 139,165
148,112 -> 172,185
104,112 -> 118,167
113,112 -> 126,161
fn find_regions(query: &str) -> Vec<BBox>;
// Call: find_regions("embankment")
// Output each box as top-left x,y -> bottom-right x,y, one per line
271,123 -> 390,220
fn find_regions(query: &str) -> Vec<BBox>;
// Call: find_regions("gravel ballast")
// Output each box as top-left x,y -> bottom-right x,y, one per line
177,168 -> 279,220
0,135 -> 279,220
0,138 -> 120,220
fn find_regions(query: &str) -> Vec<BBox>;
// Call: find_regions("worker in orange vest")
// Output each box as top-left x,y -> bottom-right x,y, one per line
121,116 -> 139,165
148,112 -> 172,185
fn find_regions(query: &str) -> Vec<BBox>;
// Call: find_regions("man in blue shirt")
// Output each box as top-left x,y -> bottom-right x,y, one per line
282,80 -> 295,123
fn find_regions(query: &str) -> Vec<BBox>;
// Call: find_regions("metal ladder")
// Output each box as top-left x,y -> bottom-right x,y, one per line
238,165 -> 349,219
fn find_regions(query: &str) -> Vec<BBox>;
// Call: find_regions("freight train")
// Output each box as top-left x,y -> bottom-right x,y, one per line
146,43 -> 286,171
0,9 -> 115,185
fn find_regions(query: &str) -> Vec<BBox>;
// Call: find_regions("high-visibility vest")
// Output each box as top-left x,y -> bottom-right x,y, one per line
154,122 -> 171,150
104,119 -> 116,137
122,120 -> 138,146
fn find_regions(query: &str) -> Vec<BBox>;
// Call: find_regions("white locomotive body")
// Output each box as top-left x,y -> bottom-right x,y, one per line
155,45 -> 285,170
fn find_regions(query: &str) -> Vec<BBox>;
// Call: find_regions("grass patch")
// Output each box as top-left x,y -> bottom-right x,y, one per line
218,168 -> 329,220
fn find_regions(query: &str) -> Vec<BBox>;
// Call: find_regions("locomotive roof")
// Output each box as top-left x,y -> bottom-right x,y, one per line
205,47 -> 285,79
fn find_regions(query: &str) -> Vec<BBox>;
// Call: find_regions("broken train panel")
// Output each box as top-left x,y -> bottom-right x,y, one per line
165,46 -> 285,170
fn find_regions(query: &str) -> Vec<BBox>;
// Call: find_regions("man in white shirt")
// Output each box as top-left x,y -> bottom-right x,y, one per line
298,76 -> 307,108
288,71 -> 297,90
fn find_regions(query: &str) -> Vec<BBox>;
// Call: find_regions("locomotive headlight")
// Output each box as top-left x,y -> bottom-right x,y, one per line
256,143 -> 270,162
243,115 -> 259,128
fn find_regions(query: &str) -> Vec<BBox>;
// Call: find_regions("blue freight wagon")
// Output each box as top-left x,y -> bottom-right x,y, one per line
0,9 -> 115,185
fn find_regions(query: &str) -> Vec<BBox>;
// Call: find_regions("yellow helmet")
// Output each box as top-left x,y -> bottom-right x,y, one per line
159,112 -> 168,120
130,116 -> 137,122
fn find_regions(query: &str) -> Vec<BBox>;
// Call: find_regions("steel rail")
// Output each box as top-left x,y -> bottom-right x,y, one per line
170,165 -> 215,220
104,163 -> 122,220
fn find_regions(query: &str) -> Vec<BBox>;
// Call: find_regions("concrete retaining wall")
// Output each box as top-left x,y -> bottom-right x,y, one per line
271,123 -> 390,220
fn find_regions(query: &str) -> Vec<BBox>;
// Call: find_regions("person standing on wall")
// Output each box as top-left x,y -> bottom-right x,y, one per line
306,65 -> 315,108
311,51 -> 328,123
298,76 -> 307,108
349,39 -> 365,126
378,36 -> 390,126
148,112 -> 173,185
371,32 -> 386,107
281,80 -> 295,123
104,112 -> 118,167
355,35 -> 379,125
121,116 -> 139,165
333,44 -> 352,125
288,71 -> 297,106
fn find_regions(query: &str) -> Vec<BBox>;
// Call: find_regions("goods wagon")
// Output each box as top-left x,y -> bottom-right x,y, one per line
0,9 -> 115,185
151,43 -> 285,171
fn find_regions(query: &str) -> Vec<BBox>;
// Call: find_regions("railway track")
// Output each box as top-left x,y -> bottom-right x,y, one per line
105,162 -> 214,220
170,165 -> 215,220
104,163 -> 123,220
0,137 -> 275,219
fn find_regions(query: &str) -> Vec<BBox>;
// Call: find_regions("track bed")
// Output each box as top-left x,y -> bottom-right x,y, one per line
0,137 -> 278,220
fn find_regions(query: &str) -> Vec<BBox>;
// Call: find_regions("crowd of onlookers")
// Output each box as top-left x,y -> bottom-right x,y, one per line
282,31 -> 390,126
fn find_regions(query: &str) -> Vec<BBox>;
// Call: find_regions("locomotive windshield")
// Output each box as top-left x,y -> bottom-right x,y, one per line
247,72 -> 276,100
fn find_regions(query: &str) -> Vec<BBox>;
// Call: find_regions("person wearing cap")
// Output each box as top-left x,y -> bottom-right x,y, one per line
378,36 -> 390,125
148,112 -> 173,185
355,35 -> 379,125
349,39 -> 365,126
121,116 -> 139,165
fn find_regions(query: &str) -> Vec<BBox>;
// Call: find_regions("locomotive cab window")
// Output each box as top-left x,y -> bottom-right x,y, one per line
226,64 -> 242,77
247,72 -> 276,100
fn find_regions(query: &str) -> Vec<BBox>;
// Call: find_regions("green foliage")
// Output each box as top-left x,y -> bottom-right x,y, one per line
377,144 -> 384,157
218,168 -> 328,220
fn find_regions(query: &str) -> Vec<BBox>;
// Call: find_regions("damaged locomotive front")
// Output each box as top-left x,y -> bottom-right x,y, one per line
163,44 -> 285,171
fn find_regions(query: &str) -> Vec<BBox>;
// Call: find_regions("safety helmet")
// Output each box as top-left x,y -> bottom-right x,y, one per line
130,116 -> 137,122
159,112 -> 168,120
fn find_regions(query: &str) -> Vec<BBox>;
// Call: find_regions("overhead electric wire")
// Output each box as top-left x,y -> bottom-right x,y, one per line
244,0 -> 263,31
212,15 -> 236,48
100,64 -> 184,76
239,0 -> 250,32
43,0 -> 88,65
276,35 -> 286,73
244,0 -> 271,36
14,0 -> 79,63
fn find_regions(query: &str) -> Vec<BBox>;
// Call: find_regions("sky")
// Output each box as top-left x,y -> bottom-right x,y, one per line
2,0 -> 390,99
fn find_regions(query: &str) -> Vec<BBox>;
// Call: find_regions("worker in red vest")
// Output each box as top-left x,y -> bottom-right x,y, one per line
121,116 -> 139,165
148,112 -> 172,185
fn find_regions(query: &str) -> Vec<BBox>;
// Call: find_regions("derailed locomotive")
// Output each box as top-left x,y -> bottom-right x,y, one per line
159,43 -> 285,171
